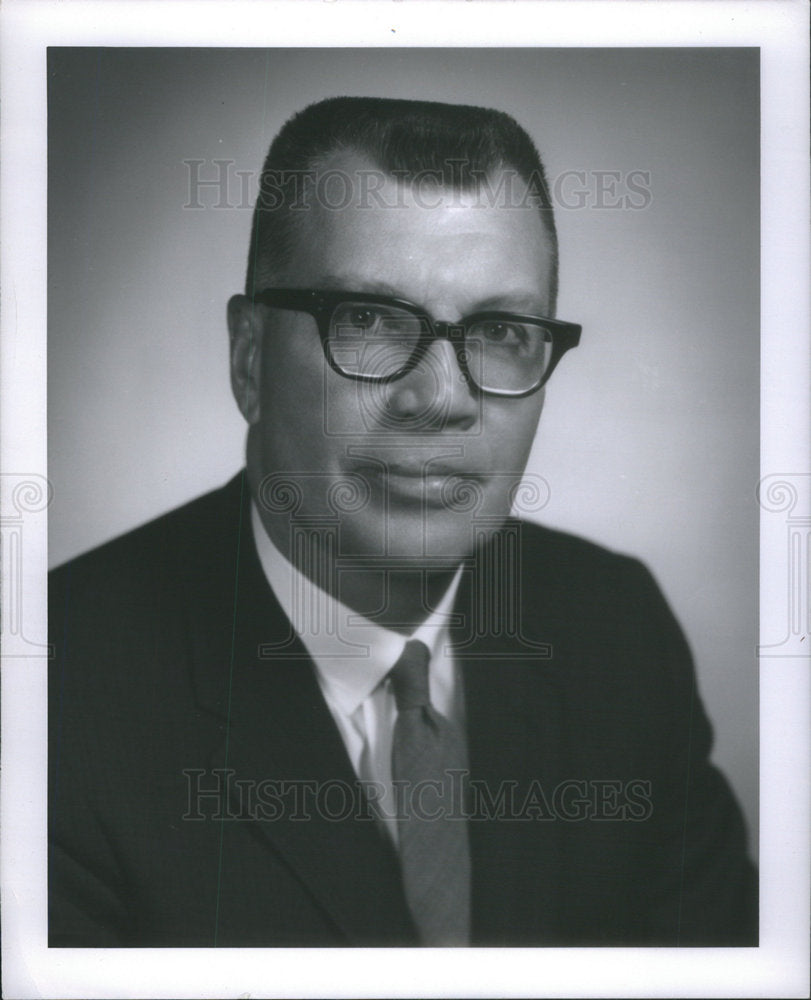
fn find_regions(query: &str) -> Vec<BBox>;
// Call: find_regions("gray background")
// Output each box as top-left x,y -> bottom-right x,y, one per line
48,47 -> 759,852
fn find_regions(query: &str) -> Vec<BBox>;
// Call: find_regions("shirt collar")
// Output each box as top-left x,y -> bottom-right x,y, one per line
250,502 -> 462,716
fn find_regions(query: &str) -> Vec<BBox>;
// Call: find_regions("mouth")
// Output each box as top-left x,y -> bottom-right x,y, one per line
359,463 -> 487,509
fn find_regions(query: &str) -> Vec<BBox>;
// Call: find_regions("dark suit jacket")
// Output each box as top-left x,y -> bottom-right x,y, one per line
49,471 -> 757,947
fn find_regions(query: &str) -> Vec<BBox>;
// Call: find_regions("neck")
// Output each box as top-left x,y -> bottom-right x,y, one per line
331,565 -> 460,635
248,465 -> 462,636
265,515 -> 459,633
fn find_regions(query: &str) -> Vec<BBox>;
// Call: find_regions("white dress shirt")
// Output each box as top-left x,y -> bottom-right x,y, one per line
250,503 -> 464,843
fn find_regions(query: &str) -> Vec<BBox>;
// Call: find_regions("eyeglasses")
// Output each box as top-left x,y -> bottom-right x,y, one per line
251,288 -> 582,398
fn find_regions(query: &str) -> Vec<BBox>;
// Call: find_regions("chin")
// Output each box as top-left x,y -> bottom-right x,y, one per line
338,508 -> 494,566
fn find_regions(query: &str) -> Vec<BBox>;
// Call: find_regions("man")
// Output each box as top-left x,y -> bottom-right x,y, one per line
49,96 -> 756,947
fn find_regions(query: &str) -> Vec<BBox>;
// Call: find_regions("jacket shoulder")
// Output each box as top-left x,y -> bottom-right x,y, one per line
507,517 -> 687,657
50,472 -> 247,588
512,517 -> 653,591
48,472 -> 250,666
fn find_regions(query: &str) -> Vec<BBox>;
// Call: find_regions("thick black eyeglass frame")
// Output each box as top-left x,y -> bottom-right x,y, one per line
250,287 -> 582,398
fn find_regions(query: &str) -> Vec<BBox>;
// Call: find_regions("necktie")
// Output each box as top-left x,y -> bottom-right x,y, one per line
389,639 -> 471,946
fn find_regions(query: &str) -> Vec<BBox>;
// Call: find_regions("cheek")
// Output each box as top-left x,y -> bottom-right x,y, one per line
484,395 -> 545,465
516,402 -> 545,461
258,340 -> 325,463
257,341 -> 369,472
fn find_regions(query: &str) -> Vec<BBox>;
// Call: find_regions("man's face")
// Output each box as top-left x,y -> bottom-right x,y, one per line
239,154 -> 555,564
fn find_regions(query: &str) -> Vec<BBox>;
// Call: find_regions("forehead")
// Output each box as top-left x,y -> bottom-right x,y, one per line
283,153 -> 554,311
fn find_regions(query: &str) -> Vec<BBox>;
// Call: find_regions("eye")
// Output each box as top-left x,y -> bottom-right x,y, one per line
332,302 -> 392,338
345,306 -> 379,330
477,320 -> 528,346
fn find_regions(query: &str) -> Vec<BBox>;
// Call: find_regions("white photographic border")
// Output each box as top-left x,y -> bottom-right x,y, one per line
1,2 -> 808,997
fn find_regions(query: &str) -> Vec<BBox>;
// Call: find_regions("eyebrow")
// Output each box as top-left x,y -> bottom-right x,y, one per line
317,274 -> 403,297
316,276 -> 549,316
470,293 -> 550,314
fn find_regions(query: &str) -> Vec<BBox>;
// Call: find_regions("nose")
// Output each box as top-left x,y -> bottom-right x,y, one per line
382,337 -> 479,431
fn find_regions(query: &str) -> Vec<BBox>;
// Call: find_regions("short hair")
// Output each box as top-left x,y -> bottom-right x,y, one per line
246,96 -> 559,308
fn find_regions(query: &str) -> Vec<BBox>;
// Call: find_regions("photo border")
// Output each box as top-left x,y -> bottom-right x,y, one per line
2,2 -> 808,998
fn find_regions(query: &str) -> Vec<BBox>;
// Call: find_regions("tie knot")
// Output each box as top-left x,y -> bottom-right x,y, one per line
389,639 -> 431,711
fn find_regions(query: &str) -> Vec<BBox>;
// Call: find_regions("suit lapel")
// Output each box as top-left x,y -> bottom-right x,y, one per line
189,479 -> 566,945
193,478 -> 416,945
454,527 -> 569,945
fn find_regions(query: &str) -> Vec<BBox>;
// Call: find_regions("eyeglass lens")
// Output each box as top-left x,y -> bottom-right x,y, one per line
327,301 -> 553,393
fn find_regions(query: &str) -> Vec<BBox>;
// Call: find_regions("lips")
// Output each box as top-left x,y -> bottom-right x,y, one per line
387,463 -> 478,479
355,463 -> 487,509
357,461 -> 484,482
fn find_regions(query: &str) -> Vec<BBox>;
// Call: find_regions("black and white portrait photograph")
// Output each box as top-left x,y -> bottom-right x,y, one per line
1,2 -> 808,998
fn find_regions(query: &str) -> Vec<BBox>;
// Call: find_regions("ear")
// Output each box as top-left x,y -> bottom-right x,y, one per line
228,294 -> 264,425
